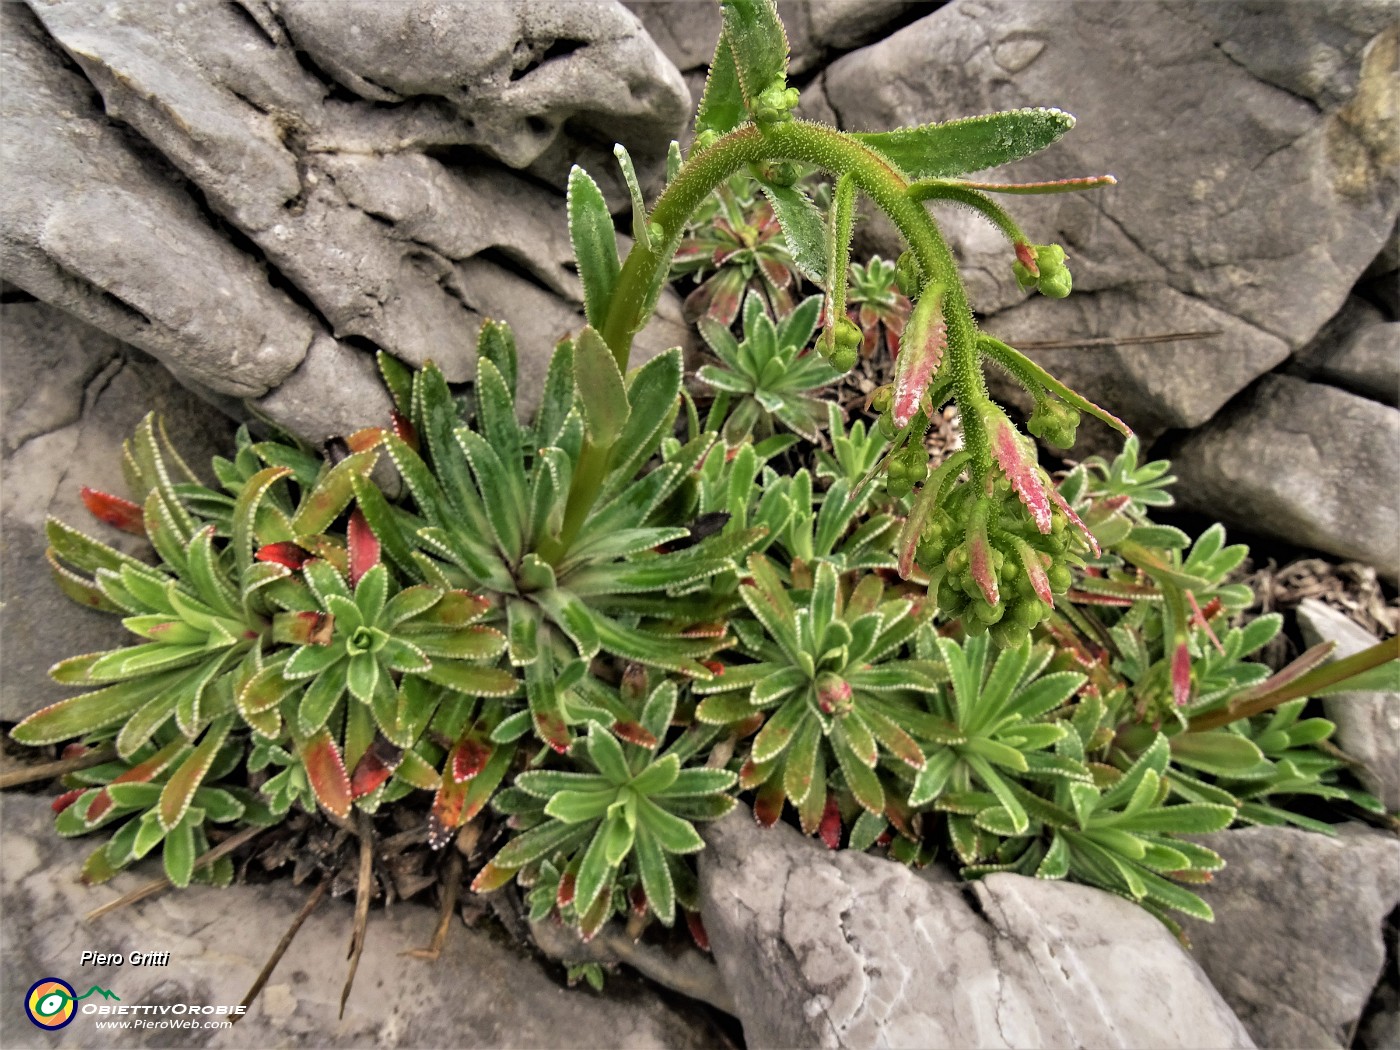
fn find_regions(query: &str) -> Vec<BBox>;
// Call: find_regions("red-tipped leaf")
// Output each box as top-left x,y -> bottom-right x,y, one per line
428,775 -> 469,849
892,288 -> 946,428
985,407 -> 1052,534
80,487 -> 145,535
350,735 -> 403,799
346,507 -> 379,587
1171,642 -> 1192,707
968,524 -> 1000,607
753,779 -> 785,827
1015,540 -> 1054,606
298,728 -> 352,819
449,734 -> 492,783
612,721 -> 659,749
256,541 -> 310,571
686,910 -> 711,952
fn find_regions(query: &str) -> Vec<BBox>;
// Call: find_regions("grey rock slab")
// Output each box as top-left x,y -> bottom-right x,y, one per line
1293,299 -> 1400,406
16,0 -> 688,439
623,0 -> 723,73
807,0 -> 925,52
824,2 -> 1399,433
0,301 -> 237,724
1297,599 -> 1400,813
1170,374 -> 1400,578
0,3 -> 316,400
270,0 -> 688,179
0,795 -> 721,1050
1186,824 -> 1400,1050
699,809 -> 1253,1049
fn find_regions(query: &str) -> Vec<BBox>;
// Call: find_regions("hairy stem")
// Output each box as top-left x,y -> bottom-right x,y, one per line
554,119 -> 989,559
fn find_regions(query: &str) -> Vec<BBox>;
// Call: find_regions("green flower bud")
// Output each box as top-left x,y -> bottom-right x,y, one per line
1028,399 -> 1082,450
754,78 -> 800,125
828,343 -> 858,373
1013,243 -> 1073,299
693,129 -> 720,153
989,621 -> 1028,649
869,385 -> 893,415
974,599 -> 1005,625
1047,563 -> 1073,594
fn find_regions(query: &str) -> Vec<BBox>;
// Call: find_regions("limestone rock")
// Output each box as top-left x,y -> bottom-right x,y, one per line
0,795 -> 722,1049
1169,374 -> 1400,578
0,3 -> 316,400
6,0 -> 690,441
1292,297 -> 1399,406
823,2 -> 1399,437
699,809 -> 1253,1049
807,0 -> 924,53
1186,824 -> 1400,1050
0,300 -> 237,723
1296,599 -> 1400,812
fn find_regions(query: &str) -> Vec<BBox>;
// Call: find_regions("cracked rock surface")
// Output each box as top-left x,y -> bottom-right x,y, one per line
0,298 -> 238,724
1168,373 -> 1400,576
0,794 -> 722,1049
3,0 -> 691,441
821,1 -> 1398,441
1185,824 -> 1400,1050
699,809 -> 1253,1049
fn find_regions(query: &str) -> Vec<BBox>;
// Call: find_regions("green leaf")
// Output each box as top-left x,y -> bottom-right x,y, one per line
455,427 -> 524,559
159,715 -> 233,830
719,0 -> 788,108
574,327 -> 630,447
633,823 -> 676,925
567,167 -> 619,331
586,722 -> 633,785
574,819 -> 618,916
637,796 -> 705,854
1169,732 -> 1267,776
490,818 -> 593,872
853,108 -> 1076,180
477,319 -> 518,398
12,672 -> 186,746
291,450 -> 377,538
1103,803 -> 1236,835
545,789 -> 617,824
759,182 -> 826,285
600,349 -> 684,497
161,811 -> 199,888
694,35 -> 745,139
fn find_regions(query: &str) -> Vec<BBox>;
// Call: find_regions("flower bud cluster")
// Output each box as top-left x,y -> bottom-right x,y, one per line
1013,243 -> 1073,299
754,78 -> 801,125
917,479 -> 1080,648
821,316 -> 862,372
1026,398 -> 1082,449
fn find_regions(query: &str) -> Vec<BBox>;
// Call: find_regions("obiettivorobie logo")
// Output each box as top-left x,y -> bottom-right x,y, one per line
24,978 -> 120,1030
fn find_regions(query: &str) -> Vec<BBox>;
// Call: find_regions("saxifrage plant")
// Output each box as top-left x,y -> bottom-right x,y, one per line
10,0 -> 1398,973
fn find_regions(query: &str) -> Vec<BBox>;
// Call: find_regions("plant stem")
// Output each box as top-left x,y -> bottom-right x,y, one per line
554,118 -> 989,559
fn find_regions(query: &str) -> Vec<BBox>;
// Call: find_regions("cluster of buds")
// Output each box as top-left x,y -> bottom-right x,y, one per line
885,442 -> 930,499
1013,242 -> 1073,299
820,315 -> 863,372
1027,397 -> 1082,449
754,76 -> 801,125
918,478 -> 1080,648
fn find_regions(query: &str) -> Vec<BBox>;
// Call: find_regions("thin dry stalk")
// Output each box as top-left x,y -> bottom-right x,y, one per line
85,825 -> 263,921
338,811 -> 375,1019
233,880 -> 329,1023
0,745 -> 117,790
